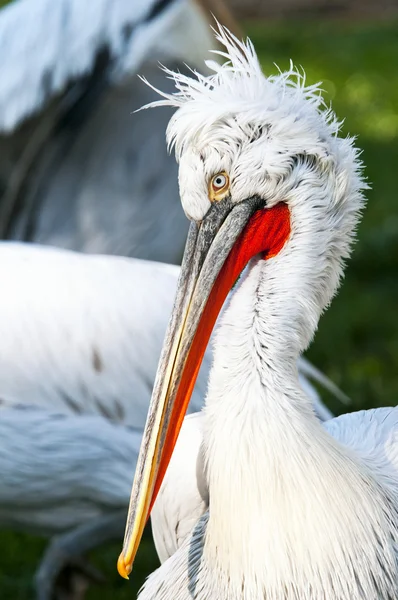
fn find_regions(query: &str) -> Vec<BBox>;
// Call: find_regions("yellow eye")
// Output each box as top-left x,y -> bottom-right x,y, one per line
209,171 -> 230,202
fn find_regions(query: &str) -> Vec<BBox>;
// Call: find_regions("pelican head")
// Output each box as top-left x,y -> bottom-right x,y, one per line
118,25 -> 366,579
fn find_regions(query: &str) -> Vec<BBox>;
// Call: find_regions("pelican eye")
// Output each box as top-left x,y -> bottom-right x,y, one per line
209,172 -> 230,202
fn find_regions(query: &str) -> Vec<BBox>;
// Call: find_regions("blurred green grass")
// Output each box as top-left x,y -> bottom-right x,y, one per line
0,17 -> 397,600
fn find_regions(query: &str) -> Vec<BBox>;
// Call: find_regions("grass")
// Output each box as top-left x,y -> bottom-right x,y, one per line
0,16 -> 397,600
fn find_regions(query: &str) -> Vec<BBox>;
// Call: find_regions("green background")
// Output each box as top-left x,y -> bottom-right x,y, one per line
0,14 -> 397,600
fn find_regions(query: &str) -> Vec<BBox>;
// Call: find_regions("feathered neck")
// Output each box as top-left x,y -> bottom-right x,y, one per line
198,252 -> 398,600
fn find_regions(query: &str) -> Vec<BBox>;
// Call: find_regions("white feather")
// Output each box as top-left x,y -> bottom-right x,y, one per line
0,242 -> 206,423
0,241 -> 331,425
0,0 -> 214,132
148,408 -> 398,598
0,405 -> 140,533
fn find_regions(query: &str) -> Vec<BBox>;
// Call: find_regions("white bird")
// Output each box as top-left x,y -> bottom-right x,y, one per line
0,7 -> 343,595
0,0 -> 235,262
118,26 -> 398,600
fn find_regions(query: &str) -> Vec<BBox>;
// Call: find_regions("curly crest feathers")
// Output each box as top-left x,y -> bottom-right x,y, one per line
139,23 -> 341,160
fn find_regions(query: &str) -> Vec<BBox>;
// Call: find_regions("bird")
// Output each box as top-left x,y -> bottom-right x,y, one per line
117,25 -> 398,600
0,242 -> 342,599
0,0 -> 238,263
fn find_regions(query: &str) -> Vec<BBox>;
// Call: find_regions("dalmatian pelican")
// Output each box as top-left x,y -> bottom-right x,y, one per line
118,25 -> 398,600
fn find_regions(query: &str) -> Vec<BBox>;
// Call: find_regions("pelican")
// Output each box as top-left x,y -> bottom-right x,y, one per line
118,26 -> 398,599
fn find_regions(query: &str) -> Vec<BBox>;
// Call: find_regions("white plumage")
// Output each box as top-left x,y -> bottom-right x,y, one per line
0,241 -> 333,424
0,0 -> 217,261
0,0 -> 213,133
0,243 -> 204,423
117,25 -> 398,600
0,406 -> 140,534
151,408 -> 398,578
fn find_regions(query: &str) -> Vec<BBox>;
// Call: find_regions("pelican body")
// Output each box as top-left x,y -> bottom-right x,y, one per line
118,26 -> 398,600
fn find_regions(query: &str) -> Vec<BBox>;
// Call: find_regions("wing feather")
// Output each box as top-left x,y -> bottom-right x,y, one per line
0,0 -> 176,132
151,412 -> 207,562
325,407 -> 398,489
0,405 -> 141,533
0,243 -> 331,427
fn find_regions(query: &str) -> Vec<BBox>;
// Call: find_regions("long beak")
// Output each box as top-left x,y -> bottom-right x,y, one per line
118,197 -> 290,578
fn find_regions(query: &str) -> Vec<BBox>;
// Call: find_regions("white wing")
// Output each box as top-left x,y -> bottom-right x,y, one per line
0,405 -> 140,534
0,0 -> 213,132
0,243 -> 210,425
324,406 -> 398,489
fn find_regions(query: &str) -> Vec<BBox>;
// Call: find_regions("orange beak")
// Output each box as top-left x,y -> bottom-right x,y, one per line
117,196 -> 290,579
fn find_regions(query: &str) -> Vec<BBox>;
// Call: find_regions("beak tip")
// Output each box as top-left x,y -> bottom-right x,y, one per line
117,552 -> 132,580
